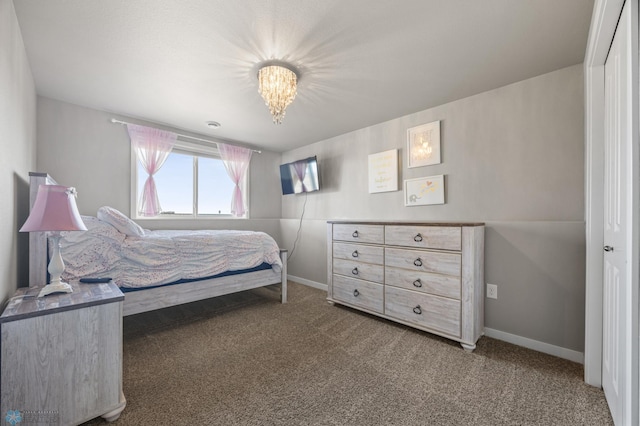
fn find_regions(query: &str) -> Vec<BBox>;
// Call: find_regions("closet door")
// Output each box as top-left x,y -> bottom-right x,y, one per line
602,1 -> 633,423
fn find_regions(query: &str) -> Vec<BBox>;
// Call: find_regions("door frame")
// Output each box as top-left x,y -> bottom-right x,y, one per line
585,0 -> 639,422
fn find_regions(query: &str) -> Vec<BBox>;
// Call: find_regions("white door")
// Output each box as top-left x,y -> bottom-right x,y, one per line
602,1 -> 632,424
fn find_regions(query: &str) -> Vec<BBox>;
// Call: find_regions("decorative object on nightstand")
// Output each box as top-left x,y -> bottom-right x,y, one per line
19,184 -> 87,297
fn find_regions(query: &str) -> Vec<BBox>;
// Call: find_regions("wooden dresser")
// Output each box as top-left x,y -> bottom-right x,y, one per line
327,221 -> 485,351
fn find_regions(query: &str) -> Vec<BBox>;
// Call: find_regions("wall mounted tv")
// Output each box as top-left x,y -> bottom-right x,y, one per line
280,156 -> 320,195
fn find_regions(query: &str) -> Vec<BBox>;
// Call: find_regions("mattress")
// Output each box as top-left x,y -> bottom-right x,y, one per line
119,262 -> 273,293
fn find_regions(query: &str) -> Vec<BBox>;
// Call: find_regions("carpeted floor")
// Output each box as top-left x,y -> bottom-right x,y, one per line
85,281 -> 612,425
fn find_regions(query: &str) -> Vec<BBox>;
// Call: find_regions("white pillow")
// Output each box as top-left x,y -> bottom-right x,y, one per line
97,206 -> 145,237
64,215 -> 126,242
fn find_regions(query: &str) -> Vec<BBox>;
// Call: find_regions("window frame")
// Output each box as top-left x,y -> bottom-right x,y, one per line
130,139 -> 250,220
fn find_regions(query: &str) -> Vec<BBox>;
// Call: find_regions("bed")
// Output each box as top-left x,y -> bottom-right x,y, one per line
27,172 -> 288,316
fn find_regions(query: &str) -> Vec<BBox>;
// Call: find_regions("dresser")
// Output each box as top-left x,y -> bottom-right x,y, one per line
327,221 -> 484,351
1,281 -> 126,425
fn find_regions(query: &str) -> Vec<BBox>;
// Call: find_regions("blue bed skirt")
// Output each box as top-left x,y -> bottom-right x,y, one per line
120,262 -> 273,293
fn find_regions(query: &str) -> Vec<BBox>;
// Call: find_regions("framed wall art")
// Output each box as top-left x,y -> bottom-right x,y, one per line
404,175 -> 445,206
407,120 -> 441,168
368,149 -> 398,193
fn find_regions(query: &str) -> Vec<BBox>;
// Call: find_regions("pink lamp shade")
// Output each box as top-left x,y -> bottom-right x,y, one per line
20,185 -> 87,232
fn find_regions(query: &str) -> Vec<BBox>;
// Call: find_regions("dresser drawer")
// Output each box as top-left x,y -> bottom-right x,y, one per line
385,226 -> 461,251
385,286 -> 460,337
333,242 -> 384,265
385,247 -> 461,277
333,275 -> 384,313
385,266 -> 461,300
333,224 -> 384,244
333,258 -> 384,283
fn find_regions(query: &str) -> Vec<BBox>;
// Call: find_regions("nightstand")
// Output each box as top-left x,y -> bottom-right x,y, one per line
0,281 -> 126,424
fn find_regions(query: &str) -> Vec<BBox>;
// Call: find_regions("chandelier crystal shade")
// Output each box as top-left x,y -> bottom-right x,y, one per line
258,64 -> 298,125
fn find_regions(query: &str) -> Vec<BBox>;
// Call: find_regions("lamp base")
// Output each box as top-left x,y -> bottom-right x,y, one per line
38,282 -> 73,298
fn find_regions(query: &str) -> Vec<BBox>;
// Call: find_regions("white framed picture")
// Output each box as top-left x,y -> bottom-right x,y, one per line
404,175 -> 445,206
368,149 -> 398,193
407,120 -> 441,168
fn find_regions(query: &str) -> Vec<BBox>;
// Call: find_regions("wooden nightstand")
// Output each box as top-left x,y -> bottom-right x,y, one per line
0,281 -> 126,424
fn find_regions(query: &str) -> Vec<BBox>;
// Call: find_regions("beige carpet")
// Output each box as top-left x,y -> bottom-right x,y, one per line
85,281 -> 612,425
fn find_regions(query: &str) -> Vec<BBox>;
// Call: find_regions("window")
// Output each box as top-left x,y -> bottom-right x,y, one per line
197,157 -> 237,215
132,141 -> 248,218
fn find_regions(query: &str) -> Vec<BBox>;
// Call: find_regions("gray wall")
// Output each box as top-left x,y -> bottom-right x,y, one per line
0,0 -> 37,303
36,97 -> 283,239
280,65 -> 585,352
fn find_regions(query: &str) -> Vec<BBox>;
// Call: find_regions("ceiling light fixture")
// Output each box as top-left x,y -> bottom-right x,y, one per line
206,121 -> 221,129
258,63 -> 299,125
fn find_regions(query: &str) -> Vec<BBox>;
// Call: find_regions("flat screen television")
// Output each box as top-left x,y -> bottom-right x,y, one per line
280,156 -> 320,195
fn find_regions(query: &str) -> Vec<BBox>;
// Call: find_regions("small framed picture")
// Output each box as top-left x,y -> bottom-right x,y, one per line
407,120 -> 441,168
368,149 -> 398,193
404,175 -> 445,206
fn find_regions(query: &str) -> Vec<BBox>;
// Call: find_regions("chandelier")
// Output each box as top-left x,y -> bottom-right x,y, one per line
258,63 -> 299,125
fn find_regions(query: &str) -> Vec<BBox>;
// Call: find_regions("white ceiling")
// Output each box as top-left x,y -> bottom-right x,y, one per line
13,0 -> 594,152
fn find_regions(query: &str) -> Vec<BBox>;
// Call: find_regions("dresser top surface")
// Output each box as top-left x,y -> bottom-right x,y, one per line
327,221 -> 485,227
1,281 -> 123,323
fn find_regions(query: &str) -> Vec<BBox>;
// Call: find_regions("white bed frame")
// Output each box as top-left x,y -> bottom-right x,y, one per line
27,172 -> 288,316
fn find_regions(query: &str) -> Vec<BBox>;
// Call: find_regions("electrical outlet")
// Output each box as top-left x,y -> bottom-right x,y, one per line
487,283 -> 498,299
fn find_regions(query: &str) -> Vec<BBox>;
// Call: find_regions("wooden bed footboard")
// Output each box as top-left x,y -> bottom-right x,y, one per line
122,250 -> 287,316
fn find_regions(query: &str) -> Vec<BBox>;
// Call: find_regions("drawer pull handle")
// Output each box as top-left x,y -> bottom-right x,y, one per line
413,305 -> 422,315
413,279 -> 422,288
414,258 -> 423,267
352,230 -> 359,238
352,250 -> 359,258
353,289 -> 360,297
352,267 -> 359,275
414,233 -> 423,242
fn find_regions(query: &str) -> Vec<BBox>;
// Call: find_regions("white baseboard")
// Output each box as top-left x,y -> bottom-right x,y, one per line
287,275 -> 328,291
484,327 -> 584,364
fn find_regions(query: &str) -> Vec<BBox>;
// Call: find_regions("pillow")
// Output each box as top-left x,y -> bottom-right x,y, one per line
65,215 -> 125,242
60,215 -> 126,247
97,206 -> 145,237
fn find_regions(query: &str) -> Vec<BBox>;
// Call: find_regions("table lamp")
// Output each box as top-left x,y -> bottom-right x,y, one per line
20,184 -> 87,297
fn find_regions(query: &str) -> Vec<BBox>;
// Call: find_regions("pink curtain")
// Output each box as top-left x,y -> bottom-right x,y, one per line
127,124 -> 177,216
218,143 -> 252,217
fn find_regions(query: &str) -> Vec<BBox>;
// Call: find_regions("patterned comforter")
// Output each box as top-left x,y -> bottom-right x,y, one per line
58,216 -> 282,288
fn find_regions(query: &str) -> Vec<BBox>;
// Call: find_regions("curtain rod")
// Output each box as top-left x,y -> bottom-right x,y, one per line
109,118 -> 262,154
